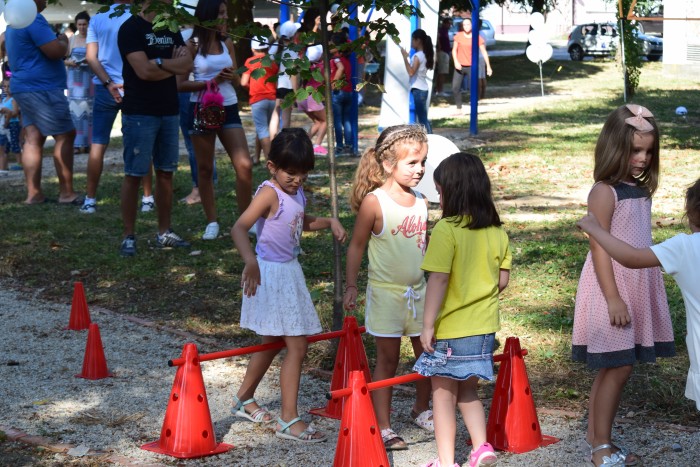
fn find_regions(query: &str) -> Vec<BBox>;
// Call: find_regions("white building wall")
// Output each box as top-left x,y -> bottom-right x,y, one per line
663,0 -> 700,68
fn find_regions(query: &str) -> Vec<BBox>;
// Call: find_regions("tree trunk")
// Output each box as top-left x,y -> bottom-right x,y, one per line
227,0 -> 254,68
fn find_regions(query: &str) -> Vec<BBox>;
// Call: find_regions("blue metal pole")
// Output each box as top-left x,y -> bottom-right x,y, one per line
349,5 -> 359,154
470,0 -> 479,135
280,2 -> 290,24
408,0 -> 419,125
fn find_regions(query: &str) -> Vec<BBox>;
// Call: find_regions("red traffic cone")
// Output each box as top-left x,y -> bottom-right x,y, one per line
67,282 -> 91,330
75,323 -> 113,380
486,337 -> 559,453
333,371 -> 389,467
142,343 -> 234,459
310,316 -> 372,419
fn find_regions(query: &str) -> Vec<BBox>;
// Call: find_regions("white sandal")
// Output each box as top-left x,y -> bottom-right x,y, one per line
411,409 -> 435,432
231,395 -> 273,423
275,417 -> 327,443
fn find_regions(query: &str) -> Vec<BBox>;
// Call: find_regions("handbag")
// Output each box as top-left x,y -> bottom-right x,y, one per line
193,80 -> 225,131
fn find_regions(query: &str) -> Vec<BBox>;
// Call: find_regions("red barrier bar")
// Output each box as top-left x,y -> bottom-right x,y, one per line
169,326 -> 366,367
493,348 -> 528,363
327,347 -> 529,400
329,372 -> 426,400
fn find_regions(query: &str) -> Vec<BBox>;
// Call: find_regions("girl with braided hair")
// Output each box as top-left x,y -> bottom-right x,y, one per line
344,124 -> 434,450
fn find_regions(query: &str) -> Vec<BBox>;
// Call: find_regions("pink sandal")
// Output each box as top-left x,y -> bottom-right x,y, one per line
469,442 -> 497,467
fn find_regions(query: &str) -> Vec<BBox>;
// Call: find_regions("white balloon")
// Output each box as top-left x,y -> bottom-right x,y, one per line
528,29 -> 548,46
5,0 -> 37,29
526,44 -> 542,63
540,43 -> 553,63
530,12 -> 545,29
415,134 -> 460,204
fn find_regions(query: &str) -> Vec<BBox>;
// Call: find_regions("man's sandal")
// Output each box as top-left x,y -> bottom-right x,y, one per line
275,417 -> 327,443
590,444 -> 626,467
411,408 -> 435,432
231,395 -> 273,423
381,428 -> 408,450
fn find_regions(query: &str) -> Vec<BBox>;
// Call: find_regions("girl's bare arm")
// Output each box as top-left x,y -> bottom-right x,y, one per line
577,213 -> 661,269
587,184 -> 630,327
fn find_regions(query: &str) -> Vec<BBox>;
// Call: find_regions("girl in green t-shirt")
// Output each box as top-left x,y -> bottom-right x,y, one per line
415,152 -> 511,467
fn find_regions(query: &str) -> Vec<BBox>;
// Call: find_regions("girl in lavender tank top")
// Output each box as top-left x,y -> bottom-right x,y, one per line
229,128 -> 347,443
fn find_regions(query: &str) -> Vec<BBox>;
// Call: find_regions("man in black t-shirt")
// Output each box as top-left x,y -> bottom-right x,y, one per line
117,0 -> 193,257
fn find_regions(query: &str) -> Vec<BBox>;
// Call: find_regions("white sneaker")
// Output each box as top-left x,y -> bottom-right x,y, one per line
202,222 -> 220,240
80,201 -> 96,214
141,198 -> 155,212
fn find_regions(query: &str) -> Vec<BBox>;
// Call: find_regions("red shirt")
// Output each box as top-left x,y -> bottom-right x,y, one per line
330,55 -> 352,92
243,53 -> 279,104
453,32 -> 484,67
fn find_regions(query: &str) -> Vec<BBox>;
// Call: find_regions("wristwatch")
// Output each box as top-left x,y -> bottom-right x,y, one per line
155,57 -> 163,68
102,79 -> 112,87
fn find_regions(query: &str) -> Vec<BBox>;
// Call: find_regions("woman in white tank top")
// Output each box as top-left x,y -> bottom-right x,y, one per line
176,0 -> 252,241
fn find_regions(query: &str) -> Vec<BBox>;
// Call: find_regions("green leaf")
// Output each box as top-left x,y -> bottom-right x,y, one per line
250,68 -> 266,80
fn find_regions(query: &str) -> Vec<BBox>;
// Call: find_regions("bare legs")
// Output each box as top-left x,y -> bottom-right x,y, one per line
271,98 -> 293,137
192,127 -> 252,225
306,109 -> 327,147
587,365 -> 633,465
372,336 -> 431,431
219,127 -> 252,214
235,335 -> 321,437
432,375 -> 485,466
22,125 -> 78,204
121,169 -> 172,236
86,143 -> 152,206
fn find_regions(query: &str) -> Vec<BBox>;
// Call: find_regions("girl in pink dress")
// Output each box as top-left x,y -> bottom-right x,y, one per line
573,104 -> 675,467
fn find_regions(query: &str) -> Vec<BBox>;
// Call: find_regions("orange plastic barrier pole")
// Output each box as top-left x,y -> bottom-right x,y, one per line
169,326 -> 365,367
329,372 -> 427,400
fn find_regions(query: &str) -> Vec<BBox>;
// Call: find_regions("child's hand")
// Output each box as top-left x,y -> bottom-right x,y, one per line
330,218 -> 347,243
420,327 -> 435,353
343,286 -> 357,311
400,47 -> 409,58
241,260 -> 261,297
607,297 -> 631,327
576,213 -> 600,234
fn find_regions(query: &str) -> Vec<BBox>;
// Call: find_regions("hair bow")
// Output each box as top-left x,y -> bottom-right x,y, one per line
4,71 -> 11,78
625,104 -> 654,132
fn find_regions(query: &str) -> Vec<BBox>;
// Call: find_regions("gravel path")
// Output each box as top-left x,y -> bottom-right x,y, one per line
1,283 -> 698,466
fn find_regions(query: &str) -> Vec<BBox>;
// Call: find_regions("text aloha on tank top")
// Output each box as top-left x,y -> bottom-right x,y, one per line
367,188 -> 427,287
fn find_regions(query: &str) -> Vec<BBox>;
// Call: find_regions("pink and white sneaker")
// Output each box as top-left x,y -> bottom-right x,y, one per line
422,459 -> 459,467
313,144 -> 328,156
469,442 -> 497,467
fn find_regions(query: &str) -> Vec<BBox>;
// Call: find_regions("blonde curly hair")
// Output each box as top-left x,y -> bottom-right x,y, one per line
349,124 -> 428,212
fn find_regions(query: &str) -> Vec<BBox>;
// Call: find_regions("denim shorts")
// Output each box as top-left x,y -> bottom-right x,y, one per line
92,84 -> 121,145
187,102 -> 243,135
121,114 -> 179,177
413,333 -> 495,381
250,99 -> 275,139
14,89 -> 74,136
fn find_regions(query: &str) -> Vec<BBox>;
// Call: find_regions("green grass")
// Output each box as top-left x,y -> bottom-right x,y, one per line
1,57 -> 699,424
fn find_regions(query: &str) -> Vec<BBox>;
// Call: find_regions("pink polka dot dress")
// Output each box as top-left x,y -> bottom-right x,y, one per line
572,182 -> 675,368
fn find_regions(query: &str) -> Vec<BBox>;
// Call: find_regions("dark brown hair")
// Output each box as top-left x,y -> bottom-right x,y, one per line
434,152 -> 502,229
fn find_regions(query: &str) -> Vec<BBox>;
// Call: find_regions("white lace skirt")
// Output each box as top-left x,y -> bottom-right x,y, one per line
240,257 -> 322,336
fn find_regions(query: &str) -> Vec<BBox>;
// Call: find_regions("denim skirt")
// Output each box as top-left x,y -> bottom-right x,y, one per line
413,333 -> 495,381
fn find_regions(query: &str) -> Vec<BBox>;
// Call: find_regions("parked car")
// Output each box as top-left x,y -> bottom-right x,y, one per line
448,18 -> 496,48
567,22 -> 663,61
